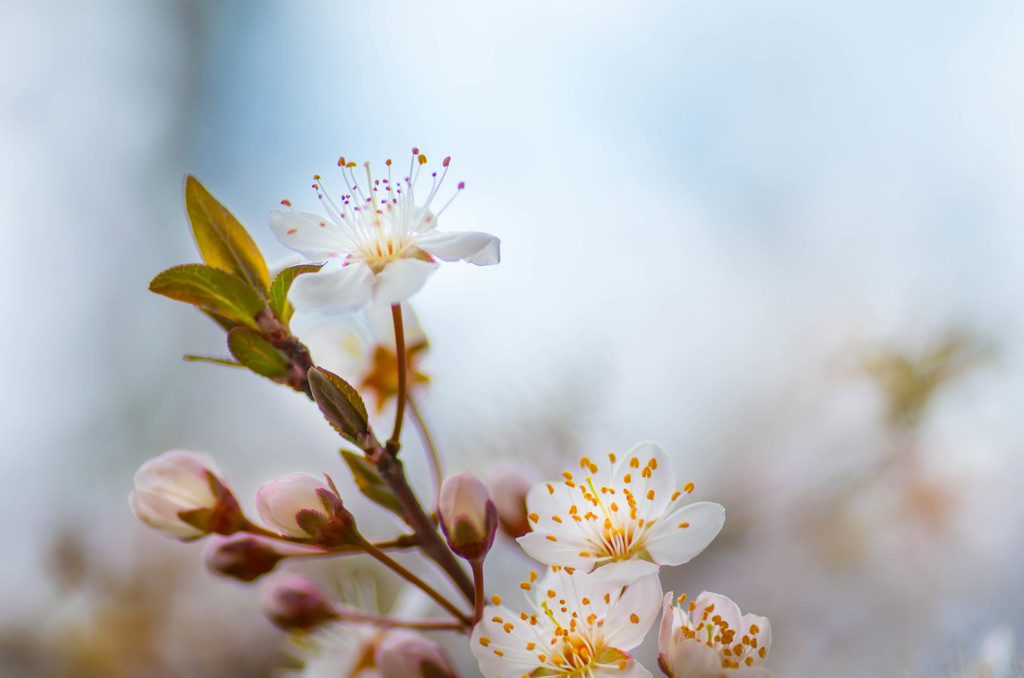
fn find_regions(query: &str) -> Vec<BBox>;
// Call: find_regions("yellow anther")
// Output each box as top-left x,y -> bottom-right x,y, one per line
547,483 -> 555,494
521,582 -> 532,590
546,535 -> 558,541
647,490 -> 655,500
648,458 -> 658,470
529,512 -> 539,523
479,637 -> 491,646
491,595 -> 502,605
493,649 -> 504,656
630,613 -> 640,623
503,622 -> 514,633
608,452 -> 616,462
629,458 -> 640,469
623,474 -> 632,483
492,615 -> 503,623
684,482 -> 695,493
671,490 -> 681,501
679,521 -> 690,528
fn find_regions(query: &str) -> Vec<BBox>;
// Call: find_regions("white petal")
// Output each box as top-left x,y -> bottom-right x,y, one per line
693,592 -> 742,641
288,261 -> 375,313
130,490 -> 204,538
269,210 -> 351,260
371,258 -> 438,305
658,592 -> 675,657
603,574 -> 662,650
742,613 -> 772,659
668,641 -> 722,678
415,230 -> 500,265
588,558 -> 660,585
613,442 -> 677,517
644,502 -> 725,566
470,604 -> 538,678
516,532 -> 595,570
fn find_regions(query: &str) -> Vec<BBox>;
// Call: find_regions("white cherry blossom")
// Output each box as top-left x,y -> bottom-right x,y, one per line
657,592 -> 772,678
270,149 -> 500,313
517,442 -> 725,584
471,567 -> 661,678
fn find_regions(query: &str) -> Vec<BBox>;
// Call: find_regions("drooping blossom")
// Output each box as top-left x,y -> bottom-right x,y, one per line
255,473 -> 353,542
517,442 -> 725,584
130,450 -> 239,539
471,567 -> 661,678
261,572 -> 339,632
270,150 -> 500,313
657,592 -> 772,678
438,471 -> 498,562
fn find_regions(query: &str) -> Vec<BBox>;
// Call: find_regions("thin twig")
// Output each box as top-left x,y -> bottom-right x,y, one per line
387,303 -> 407,451
408,394 -> 443,510
360,537 -> 472,626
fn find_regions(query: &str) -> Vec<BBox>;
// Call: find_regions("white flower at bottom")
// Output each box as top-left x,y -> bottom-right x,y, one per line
471,567 -> 661,678
270,149 -> 500,313
517,442 -> 725,584
657,592 -> 772,678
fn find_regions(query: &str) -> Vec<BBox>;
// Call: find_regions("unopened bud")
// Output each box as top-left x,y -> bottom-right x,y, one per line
130,450 -> 243,540
259,572 -> 338,632
485,462 -> 540,539
438,472 -> 498,563
204,535 -> 285,582
256,473 -> 357,545
375,630 -> 459,678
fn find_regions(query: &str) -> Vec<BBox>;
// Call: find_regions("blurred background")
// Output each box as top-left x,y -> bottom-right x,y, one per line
2,0 -> 1023,676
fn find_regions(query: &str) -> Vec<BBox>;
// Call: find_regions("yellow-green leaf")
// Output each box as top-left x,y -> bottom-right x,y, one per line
269,263 -> 324,327
227,327 -> 291,378
150,264 -> 266,328
308,367 -> 370,445
185,175 -> 271,292
339,449 -> 406,519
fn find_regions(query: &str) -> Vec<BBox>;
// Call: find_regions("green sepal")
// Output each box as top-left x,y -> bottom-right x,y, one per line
227,327 -> 291,378
150,264 -> 266,329
184,175 -> 271,292
307,367 -> 371,446
340,449 -> 407,521
269,263 -> 324,328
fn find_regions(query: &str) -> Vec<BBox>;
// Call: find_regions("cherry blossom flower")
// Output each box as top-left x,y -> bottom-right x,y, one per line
657,592 -> 772,678
270,149 -> 500,313
471,567 -> 661,678
517,442 -> 725,584
130,450 -> 240,540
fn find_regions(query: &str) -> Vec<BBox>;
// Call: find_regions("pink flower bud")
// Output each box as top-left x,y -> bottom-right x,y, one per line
374,630 -> 459,678
438,472 -> 498,563
485,461 -> 540,539
204,535 -> 285,582
130,450 -> 240,540
255,473 -> 356,544
259,572 -> 338,632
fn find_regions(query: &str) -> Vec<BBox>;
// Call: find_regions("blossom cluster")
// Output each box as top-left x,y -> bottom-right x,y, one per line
131,152 -> 773,678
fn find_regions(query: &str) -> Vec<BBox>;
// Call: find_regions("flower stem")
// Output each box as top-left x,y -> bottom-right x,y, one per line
365,441 -> 476,602
408,394 -> 443,510
278,535 -> 419,558
471,561 -> 486,624
387,303 -> 407,452
359,537 -> 472,627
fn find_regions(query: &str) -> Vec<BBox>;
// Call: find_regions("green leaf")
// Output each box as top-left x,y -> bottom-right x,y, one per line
184,175 -> 271,292
227,327 -> 291,378
340,450 -> 406,519
269,263 -> 324,327
308,367 -> 370,445
150,264 -> 266,328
